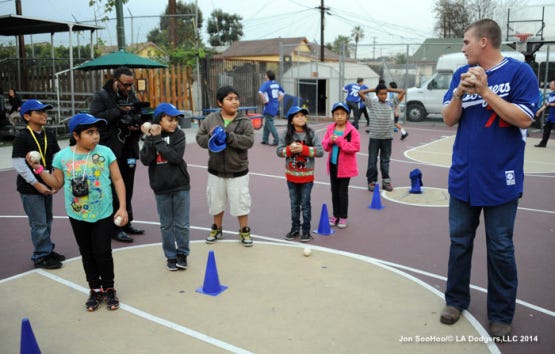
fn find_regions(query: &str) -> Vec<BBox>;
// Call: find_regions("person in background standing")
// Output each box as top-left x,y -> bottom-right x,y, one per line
343,78 -> 364,129
90,66 -> 144,243
534,80 -> 555,147
7,88 -> 22,126
258,70 -> 285,146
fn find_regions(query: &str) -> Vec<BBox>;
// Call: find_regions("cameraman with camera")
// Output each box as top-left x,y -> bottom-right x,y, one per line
90,66 -> 145,243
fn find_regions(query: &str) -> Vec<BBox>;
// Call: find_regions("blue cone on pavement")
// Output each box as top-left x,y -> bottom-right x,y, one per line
369,184 -> 385,210
409,168 -> 423,194
20,318 -> 41,354
208,126 -> 227,152
314,203 -> 335,235
196,250 -> 228,296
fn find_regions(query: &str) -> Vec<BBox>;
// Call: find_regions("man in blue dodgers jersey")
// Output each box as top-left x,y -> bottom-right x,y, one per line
439,19 -> 538,339
343,78 -> 364,129
258,70 -> 285,146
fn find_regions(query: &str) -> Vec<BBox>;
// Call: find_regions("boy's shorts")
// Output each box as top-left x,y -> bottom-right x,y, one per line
206,174 -> 251,216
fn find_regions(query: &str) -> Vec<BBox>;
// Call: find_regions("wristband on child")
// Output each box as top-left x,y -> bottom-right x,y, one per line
33,165 -> 44,175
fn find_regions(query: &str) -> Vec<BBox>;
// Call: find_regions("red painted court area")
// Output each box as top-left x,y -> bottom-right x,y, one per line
0,119 -> 553,353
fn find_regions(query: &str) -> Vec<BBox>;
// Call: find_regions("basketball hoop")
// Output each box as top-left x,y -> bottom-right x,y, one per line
513,33 -> 532,54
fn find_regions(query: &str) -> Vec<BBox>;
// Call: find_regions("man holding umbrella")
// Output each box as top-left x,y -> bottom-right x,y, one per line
90,66 -> 144,242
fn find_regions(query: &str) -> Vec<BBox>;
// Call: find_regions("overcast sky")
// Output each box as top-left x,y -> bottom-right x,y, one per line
0,0 -> 552,57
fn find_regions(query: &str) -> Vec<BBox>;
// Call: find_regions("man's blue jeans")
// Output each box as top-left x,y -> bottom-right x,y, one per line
155,190 -> 190,259
287,181 -> 313,235
445,196 -> 519,324
20,193 -> 55,262
262,113 -> 279,144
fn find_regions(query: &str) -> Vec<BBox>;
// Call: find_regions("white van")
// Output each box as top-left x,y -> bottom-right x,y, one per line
401,51 -> 525,121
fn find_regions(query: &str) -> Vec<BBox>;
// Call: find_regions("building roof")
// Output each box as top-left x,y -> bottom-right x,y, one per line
0,14 -> 103,36
219,37 -> 348,62
411,37 -> 525,62
222,37 -> 309,57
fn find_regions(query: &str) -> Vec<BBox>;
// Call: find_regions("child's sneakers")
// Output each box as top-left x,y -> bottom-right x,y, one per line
176,254 -> 188,270
86,289 -> 104,312
382,182 -> 394,192
300,233 -> 313,242
104,288 -> 119,310
329,216 -> 338,226
206,224 -> 223,244
337,218 -> 348,229
167,258 -> 178,271
239,226 -> 253,247
284,230 -> 299,240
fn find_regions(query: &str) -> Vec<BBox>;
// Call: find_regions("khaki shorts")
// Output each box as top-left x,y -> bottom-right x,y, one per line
207,173 -> 251,216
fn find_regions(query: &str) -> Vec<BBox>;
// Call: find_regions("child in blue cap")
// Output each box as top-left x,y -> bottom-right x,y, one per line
140,103 -> 191,271
12,99 -> 65,269
30,112 -> 128,312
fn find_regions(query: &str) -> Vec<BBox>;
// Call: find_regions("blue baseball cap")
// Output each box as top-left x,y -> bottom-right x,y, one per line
331,102 -> 350,114
286,105 -> 309,120
68,113 -> 107,133
20,99 -> 53,116
153,103 -> 184,122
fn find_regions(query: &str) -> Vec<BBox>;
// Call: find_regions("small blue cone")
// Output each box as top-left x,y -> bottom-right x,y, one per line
196,250 -> 228,296
314,203 -> 335,235
20,318 -> 41,354
368,184 -> 385,210
409,168 -> 423,194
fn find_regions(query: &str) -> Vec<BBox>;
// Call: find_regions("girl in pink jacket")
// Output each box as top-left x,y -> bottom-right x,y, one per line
322,102 -> 360,228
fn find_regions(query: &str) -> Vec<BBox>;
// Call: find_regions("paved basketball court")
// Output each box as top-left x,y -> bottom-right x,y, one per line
0,119 -> 553,354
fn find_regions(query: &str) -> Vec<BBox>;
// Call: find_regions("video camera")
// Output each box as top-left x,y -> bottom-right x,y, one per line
118,101 -> 151,126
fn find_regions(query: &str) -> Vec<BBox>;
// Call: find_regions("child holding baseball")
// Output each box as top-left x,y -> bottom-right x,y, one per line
322,102 -> 360,229
140,103 -> 191,271
30,113 -> 128,312
276,106 -> 324,242
12,99 -> 65,269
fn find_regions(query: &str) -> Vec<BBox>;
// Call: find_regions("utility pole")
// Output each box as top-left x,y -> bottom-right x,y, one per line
169,0 -> 177,49
317,0 -> 329,62
115,0 -> 125,50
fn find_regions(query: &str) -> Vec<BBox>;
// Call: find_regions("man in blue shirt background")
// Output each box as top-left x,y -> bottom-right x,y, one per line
258,70 -> 285,146
343,78 -> 364,129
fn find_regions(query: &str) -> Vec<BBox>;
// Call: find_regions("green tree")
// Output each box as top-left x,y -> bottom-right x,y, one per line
88,0 -> 129,21
207,9 -> 243,46
330,35 -> 352,58
434,0 -> 471,38
147,1 -> 203,50
351,26 -> 364,60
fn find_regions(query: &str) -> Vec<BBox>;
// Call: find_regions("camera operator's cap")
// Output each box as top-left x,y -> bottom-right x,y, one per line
68,113 -> 107,133
153,103 -> 184,121
331,102 -> 350,114
20,99 -> 53,116
286,105 -> 309,121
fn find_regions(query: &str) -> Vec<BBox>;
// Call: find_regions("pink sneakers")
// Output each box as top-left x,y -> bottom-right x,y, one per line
337,218 -> 347,229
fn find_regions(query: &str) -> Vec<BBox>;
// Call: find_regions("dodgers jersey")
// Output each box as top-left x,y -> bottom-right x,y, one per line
443,57 -> 538,206
259,80 -> 285,116
344,82 -> 362,103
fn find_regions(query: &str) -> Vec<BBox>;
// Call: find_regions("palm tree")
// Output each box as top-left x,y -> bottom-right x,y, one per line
351,26 -> 365,60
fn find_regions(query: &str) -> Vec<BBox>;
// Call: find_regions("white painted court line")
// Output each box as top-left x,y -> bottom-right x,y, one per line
35,268 -> 254,354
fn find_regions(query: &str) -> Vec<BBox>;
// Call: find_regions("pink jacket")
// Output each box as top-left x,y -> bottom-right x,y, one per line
322,121 -> 360,178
